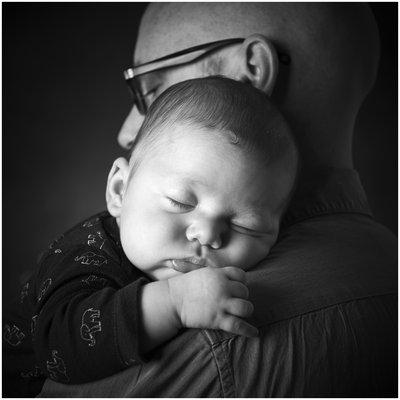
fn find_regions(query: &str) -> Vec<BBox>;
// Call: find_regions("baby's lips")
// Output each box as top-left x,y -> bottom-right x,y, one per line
171,259 -> 206,273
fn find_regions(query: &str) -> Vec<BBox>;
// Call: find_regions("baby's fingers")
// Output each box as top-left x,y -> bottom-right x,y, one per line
225,298 -> 254,318
229,281 -> 249,299
219,315 -> 259,338
221,266 -> 246,283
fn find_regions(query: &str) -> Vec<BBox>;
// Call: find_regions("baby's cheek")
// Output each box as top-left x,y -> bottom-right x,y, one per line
131,212 -> 186,259
120,223 -> 163,270
227,236 -> 272,270
150,212 -> 186,244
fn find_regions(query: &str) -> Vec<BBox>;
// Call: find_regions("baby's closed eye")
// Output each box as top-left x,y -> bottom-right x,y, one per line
166,197 -> 194,211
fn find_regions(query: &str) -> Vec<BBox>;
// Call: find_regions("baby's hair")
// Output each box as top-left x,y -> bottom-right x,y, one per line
130,76 -> 298,175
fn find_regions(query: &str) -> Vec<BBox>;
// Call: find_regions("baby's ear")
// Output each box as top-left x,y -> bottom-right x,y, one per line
106,157 -> 130,218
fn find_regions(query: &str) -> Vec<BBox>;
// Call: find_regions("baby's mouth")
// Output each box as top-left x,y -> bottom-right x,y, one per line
171,258 -> 208,273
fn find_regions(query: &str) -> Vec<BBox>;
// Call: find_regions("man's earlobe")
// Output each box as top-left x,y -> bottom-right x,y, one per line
238,34 -> 279,96
106,157 -> 130,218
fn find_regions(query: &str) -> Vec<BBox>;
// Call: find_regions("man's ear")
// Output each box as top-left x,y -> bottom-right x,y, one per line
106,157 -> 130,218
235,34 -> 279,96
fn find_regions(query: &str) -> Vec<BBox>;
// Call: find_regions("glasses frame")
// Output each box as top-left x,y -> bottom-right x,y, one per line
123,38 -> 290,115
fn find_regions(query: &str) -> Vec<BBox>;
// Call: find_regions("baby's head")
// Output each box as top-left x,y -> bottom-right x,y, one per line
107,77 -> 298,280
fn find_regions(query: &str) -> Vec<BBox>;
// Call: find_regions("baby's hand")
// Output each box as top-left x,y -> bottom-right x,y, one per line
167,266 -> 258,337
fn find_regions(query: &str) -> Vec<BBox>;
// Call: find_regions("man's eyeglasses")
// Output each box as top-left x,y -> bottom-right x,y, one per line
123,38 -> 291,115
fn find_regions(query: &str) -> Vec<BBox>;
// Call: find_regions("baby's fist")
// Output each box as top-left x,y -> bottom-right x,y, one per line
168,266 -> 258,337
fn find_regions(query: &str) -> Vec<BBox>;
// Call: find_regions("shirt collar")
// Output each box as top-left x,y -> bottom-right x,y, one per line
282,168 -> 372,227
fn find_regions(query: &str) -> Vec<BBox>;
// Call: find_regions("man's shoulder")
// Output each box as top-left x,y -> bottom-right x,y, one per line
276,211 -> 396,259
248,213 -> 397,326
272,211 -> 396,277
226,292 -> 397,397
207,211 -> 398,397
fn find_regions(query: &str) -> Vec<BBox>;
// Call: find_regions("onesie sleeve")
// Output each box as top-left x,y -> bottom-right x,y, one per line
31,242 -> 149,384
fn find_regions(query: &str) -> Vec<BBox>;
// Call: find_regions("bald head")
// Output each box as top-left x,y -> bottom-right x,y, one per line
138,3 -> 378,88
131,3 -> 380,168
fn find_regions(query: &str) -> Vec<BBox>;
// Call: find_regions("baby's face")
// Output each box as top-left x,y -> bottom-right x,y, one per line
119,124 -> 294,280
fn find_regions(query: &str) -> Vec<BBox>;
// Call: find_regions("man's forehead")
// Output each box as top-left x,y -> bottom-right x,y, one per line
134,3 -> 261,65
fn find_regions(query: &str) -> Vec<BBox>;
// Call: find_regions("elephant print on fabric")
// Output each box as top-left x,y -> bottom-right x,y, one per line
46,350 -> 69,383
80,308 -> 102,347
4,324 -> 25,346
74,252 -> 107,267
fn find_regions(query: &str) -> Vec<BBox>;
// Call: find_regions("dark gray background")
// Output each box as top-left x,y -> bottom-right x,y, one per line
3,3 -> 397,308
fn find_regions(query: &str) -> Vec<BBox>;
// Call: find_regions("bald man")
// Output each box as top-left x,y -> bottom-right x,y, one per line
39,3 -> 396,397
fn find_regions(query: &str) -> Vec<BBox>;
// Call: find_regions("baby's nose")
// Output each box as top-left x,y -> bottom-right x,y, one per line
186,218 -> 227,249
